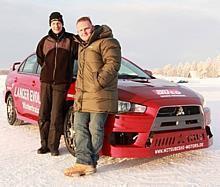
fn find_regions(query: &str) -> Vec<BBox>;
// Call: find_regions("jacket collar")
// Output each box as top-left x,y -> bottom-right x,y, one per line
48,27 -> 66,41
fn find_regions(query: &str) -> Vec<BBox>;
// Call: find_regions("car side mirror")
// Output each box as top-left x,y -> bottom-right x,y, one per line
144,70 -> 152,76
12,62 -> 21,71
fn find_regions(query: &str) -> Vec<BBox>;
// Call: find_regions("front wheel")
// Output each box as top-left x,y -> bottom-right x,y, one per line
64,106 -> 76,156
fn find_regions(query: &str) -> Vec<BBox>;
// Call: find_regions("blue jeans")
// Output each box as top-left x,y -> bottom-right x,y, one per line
73,112 -> 108,166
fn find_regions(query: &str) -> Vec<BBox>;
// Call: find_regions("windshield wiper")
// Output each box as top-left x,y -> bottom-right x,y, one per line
118,74 -> 147,79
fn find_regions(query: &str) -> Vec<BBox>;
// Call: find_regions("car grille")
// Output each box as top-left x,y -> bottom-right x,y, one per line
157,106 -> 200,117
151,105 -> 204,131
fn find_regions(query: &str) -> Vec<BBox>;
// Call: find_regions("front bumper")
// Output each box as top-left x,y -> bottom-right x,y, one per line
102,128 -> 212,158
102,106 -> 213,158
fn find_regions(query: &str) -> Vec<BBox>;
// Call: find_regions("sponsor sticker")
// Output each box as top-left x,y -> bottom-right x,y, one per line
22,101 -> 39,114
14,86 -> 40,114
14,87 -> 40,104
153,89 -> 186,97
154,142 -> 204,154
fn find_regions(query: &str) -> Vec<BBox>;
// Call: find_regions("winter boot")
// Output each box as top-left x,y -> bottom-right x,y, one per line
64,163 -> 96,177
50,149 -> 59,156
37,147 -> 50,154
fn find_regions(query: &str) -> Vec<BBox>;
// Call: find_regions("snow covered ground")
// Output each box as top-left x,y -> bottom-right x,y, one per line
0,75 -> 220,187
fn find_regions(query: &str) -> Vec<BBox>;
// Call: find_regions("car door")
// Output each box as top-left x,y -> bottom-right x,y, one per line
13,54 -> 40,121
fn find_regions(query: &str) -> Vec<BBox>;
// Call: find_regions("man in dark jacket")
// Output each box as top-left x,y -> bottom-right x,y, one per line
64,17 -> 121,176
36,12 -> 77,156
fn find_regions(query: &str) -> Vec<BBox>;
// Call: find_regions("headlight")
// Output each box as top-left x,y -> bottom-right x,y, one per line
118,100 -> 146,113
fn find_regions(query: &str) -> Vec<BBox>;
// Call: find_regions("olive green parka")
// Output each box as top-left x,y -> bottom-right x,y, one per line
74,25 -> 121,113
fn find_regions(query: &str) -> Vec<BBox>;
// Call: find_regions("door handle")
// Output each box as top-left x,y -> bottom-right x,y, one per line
32,80 -> 36,87
14,77 -> 17,83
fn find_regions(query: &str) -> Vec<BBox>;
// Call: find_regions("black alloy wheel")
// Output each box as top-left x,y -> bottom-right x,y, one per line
64,106 -> 76,156
6,94 -> 22,125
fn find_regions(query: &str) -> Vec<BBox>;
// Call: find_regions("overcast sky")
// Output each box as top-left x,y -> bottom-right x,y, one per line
1,0 -> 220,69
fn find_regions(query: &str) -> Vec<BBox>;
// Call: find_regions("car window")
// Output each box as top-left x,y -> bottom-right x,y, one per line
119,58 -> 151,79
119,62 -> 137,75
37,64 -> 41,74
19,55 -> 38,74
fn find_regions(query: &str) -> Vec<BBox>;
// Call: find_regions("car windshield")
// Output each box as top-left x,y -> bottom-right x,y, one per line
118,58 -> 151,79
33,54 -> 151,80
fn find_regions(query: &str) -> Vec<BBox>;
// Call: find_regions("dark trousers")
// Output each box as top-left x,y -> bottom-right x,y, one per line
38,82 -> 68,151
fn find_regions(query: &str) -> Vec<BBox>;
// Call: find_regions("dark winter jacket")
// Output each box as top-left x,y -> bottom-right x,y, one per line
36,28 -> 78,84
74,25 -> 121,113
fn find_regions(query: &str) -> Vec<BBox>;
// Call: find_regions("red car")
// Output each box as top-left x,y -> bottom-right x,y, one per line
4,53 -> 213,158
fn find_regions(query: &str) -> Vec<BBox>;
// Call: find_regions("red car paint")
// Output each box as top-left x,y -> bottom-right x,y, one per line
4,54 -> 213,158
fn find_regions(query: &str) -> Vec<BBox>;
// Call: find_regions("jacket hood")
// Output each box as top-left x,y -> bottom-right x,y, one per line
94,25 -> 113,39
86,25 -> 113,46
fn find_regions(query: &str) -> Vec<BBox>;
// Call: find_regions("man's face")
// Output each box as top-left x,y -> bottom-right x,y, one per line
50,20 -> 63,34
76,20 -> 94,42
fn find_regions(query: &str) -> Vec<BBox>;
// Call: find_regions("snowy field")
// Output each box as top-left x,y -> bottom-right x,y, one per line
0,75 -> 220,187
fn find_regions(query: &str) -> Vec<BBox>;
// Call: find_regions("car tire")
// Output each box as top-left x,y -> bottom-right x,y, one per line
64,106 -> 76,156
6,94 -> 23,126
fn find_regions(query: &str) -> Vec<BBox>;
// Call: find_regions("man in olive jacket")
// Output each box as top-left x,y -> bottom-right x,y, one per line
64,17 -> 121,176
36,12 -> 77,156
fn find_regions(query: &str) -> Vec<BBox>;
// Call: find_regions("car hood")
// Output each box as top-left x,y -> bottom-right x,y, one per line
118,78 -> 202,104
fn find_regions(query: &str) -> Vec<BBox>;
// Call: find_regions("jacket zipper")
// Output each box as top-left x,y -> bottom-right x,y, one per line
79,47 -> 85,111
53,42 -> 58,83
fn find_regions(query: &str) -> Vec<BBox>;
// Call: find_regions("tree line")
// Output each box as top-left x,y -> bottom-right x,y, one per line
153,54 -> 220,78
0,70 -> 9,75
